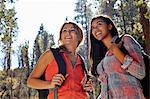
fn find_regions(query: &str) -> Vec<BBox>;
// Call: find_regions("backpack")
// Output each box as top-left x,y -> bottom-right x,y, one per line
37,48 -> 88,99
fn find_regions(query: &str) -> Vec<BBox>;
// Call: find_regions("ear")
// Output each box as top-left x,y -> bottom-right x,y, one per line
108,24 -> 112,30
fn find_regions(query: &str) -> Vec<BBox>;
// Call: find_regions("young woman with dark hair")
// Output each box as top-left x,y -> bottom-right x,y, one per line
89,15 -> 145,99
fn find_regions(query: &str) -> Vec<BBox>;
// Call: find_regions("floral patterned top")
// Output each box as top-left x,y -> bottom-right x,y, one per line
97,34 -> 145,99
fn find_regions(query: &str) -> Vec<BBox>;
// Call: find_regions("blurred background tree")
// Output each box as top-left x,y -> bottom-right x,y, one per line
0,0 -> 18,73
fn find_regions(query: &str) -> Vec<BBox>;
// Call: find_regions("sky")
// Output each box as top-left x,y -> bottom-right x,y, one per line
10,0 -> 77,69
15,0 -> 76,46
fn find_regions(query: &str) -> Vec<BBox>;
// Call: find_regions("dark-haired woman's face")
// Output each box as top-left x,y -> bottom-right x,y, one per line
60,24 -> 78,47
91,18 -> 112,41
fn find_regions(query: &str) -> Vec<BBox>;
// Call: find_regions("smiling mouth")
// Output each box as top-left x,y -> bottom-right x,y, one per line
65,36 -> 72,39
65,38 -> 71,40
95,32 -> 102,36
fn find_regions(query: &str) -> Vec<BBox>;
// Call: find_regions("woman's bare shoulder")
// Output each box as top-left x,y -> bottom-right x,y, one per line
37,49 -> 54,65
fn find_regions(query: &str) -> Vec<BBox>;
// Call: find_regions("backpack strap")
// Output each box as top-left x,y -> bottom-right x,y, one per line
50,48 -> 66,77
78,54 -> 88,75
78,54 -> 94,99
140,50 -> 150,97
50,48 -> 67,99
38,48 -> 66,99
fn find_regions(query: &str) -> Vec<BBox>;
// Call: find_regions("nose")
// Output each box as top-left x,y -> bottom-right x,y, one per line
65,31 -> 71,36
65,30 -> 73,35
68,30 -> 72,33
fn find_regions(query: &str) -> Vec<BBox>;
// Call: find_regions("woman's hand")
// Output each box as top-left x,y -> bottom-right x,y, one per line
109,41 -> 123,52
50,74 -> 65,88
81,78 -> 93,92
109,40 -> 125,64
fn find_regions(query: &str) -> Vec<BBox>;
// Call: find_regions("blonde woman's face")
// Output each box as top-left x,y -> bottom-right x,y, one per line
60,24 -> 79,47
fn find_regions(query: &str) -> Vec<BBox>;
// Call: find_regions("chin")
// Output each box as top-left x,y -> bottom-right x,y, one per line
64,42 -> 72,45
96,37 -> 103,41
95,35 -> 103,41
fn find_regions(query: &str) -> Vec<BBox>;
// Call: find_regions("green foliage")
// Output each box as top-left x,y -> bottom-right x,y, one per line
0,0 -> 18,71
0,3 -> 18,38
144,9 -> 150,19
129,22 -> 145,45
133,22 -> 143,33
134,0 -> 150,20
0,68 -> 38,99
134,0 -> 144,6
0,70 -> 7,81
17,42 -> 29,68
0,70 -> 19,98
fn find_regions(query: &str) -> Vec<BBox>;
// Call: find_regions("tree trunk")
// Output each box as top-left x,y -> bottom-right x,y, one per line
139,3 -> 150,55
120,1 -> 127,34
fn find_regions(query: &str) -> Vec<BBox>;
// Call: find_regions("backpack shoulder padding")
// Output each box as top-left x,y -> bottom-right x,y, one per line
50,48 -> 66,77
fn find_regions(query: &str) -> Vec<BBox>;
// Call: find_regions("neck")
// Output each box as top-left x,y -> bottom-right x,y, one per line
66,49 -> 77,62
102,34 -> 112,49
65,45 -> 76,54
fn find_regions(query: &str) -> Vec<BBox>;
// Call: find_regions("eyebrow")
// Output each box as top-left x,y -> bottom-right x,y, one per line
97,20 -> 104,23
92,20 -> 104,28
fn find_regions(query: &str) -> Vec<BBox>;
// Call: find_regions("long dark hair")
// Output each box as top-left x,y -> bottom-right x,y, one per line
90,15 -> 119,76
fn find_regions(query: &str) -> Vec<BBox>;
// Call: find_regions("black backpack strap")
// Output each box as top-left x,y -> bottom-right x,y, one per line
38,88 -> 49,99
38,48 -> 66,99
50,48 -> 66,77
50,48 -> 66,99
140,50 -> 150,97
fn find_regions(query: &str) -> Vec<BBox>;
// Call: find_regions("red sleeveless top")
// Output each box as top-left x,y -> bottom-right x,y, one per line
45,52 -> 87,99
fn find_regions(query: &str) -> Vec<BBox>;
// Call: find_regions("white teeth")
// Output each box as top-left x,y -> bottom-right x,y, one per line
96,32 -> 101,36
65,36 -> 71,39
65,38 -> 71,39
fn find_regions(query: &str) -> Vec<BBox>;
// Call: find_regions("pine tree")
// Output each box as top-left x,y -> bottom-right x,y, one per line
74,0 -> 93,60
0,0 -> 18,72
32,24 -> 55,67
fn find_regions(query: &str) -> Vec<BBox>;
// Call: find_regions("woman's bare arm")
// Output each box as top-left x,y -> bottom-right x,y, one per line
27,49 -> 54,89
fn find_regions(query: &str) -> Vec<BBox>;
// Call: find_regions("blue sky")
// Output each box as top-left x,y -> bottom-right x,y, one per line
10,0 -> 76,69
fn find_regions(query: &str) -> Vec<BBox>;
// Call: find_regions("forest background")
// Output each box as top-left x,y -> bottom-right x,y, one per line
0,0 -> 150,99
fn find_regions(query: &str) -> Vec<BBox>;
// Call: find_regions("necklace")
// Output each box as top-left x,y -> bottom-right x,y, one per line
66,53 -> 77,68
